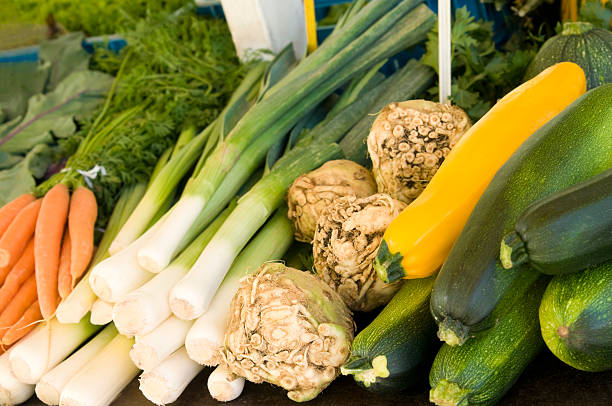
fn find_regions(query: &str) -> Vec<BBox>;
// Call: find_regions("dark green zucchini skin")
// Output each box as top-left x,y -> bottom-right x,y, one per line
539,261 -> 612,372
501,167 -> 612,274
431,84 -> 612,346
524,22 -> 612,90
429,276 -> 549,406
341,275 -> 438,393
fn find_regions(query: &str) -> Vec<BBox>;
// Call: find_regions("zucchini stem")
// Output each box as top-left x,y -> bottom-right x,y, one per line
374,240 -> 405,283
500,231 -> 528,270
430,379 -> 470,406
341,355 -> 389,388
437,317 -> 470,347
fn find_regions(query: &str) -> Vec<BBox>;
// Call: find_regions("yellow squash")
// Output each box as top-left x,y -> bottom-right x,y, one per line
375,62 -> 586,282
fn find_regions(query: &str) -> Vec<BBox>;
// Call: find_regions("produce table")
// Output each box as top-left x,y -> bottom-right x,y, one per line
23,350 -> 612,405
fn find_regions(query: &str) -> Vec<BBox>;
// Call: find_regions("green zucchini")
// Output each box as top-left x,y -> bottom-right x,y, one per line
341,275 -> 437,393
431,83 -> 612,346
539,261 -> 612,372
501,168 -> 612,274
429,275 -> 548,406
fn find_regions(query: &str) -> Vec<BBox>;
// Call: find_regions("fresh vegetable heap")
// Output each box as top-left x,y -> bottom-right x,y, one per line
0,0 -> 611,405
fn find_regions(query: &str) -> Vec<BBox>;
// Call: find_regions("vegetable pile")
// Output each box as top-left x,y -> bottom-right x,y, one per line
0,0 -> 611,405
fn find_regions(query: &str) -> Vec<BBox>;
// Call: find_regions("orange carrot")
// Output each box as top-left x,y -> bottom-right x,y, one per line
1,300 -> 41,346
0,198 -> 42,270
35,184 -> 70,319
68,186 -> 97,283
0,193 -> 35,239
0,274 -> 37,334
57,231 -> 72,299
0,238 -> 35,313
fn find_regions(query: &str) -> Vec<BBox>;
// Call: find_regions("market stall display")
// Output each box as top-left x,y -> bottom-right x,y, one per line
0,0 -> 610,405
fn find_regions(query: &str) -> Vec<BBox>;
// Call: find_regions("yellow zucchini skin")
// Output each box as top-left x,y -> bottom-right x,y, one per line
431,83 -> 612,346
539,261 -> 612,372
341,275 -> 437,393
429,276 -> 549,406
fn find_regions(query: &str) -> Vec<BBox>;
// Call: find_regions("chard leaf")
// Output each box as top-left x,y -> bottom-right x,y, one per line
0,70 -> 114,154
0,144 -> 54,206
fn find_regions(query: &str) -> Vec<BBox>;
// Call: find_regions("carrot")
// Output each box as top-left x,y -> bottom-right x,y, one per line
0,198 -> 41,271
68,186 -> 97,283
0,193 -> 35,239
0,274 -> 37,335
35,184 -> 70,319
0,238 -> 35,313
1,300 -> 41,346
57,231 -> 72,299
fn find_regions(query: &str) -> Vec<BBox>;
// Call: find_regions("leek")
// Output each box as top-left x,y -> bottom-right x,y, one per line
89,212 -> 168,303
109,62 -> 267,254
90,299 -> 114,325
0,351 -> 34,406
129,316 -> 193,372
56,182 -> 146,323
112,204 -> 232,336
169,141 -> 342,320
186,208 -> 293,365
139,0 -> 433,274
35,325 -> 118,406
9,316 -> 101,384
139,347 -> 203,405
207,365 -> 245,402
59,334 -> 137,406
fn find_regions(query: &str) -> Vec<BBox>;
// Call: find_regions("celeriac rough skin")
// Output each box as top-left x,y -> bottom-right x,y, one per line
0,351 -> 34,406
367,100 -> 470,203
207,364 -> 245,402
139,347 -> 203,405
220,263 -> 354,402
313,194 -> 405,312
287,160 -> 376,243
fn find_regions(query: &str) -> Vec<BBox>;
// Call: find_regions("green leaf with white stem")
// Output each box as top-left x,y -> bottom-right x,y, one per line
59,333 -> 138,406
207,364 -> 245,402
139,347 -> 204,405
143,0 -> 433,265
257,45 -> 297,102
130,316 -> 193,372
35,324 -> 118,406
170,141 -> 343,321
186,207 -> 293,366
56,182 -> 146,323
9,316 -> 102,384
0,352 -> 34,406
112,203 -> 234,337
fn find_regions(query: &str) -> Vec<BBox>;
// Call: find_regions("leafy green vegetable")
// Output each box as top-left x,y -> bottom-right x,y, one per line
0,144 -> 54,206
579,0 -> 612,29
421,7 -> 536,120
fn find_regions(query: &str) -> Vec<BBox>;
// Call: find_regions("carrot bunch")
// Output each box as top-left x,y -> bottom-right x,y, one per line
0,186 -> 97,346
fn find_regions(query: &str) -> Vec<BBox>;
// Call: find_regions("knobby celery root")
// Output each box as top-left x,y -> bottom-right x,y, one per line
367,100 -> 470,203
313,194 -> 405,312
287,160 -> 376,243
220,263 -> 354,402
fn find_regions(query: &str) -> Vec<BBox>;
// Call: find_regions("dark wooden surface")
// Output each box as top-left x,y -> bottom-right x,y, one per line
24,349 -> 612,405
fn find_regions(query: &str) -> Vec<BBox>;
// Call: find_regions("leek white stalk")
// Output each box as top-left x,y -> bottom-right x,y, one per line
59,334 -> 137,406
56,183 -> 146,323
170,142 -> 343,320
207,364 -> 245,402
89,214 -> 166,303
0,351 -> 34,406
129,316 -> 193,372
112,205 -> 232,336
90,299 -> 114,325
35,325 -> 118,405
186,208 -> 293,365
138,0 -> 432,275
9,316 -> 101,384
139,347 -> 203,405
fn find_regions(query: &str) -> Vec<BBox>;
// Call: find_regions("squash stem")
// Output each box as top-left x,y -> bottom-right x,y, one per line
500,231 -> 528,270
430,379 -> 470,406
374,240 -> 405,283
341,355 -> 390,388
437,317 -> 470,346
